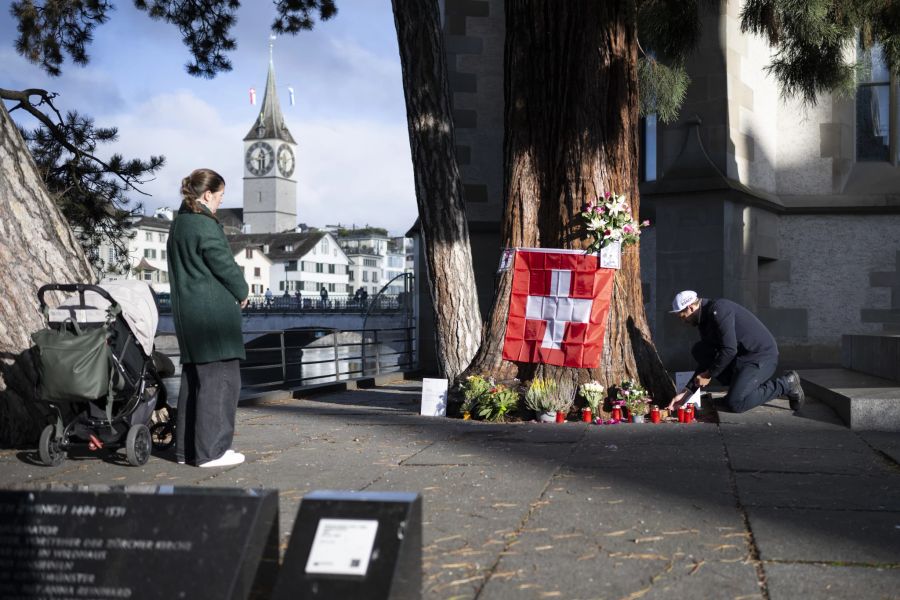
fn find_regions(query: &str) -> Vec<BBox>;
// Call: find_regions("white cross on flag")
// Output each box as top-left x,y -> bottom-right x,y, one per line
502,248 -> 615,368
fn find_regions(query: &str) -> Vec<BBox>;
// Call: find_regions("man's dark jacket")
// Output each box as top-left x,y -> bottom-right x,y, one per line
695,298 -> 778,378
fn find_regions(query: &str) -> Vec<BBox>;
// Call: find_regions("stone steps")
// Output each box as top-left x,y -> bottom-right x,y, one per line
800,368 -> 900,432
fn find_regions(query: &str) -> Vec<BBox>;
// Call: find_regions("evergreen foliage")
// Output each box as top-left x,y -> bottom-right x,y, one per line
740,0 -> 900,105
10,0 -> 113,77
14,96 -> 164,273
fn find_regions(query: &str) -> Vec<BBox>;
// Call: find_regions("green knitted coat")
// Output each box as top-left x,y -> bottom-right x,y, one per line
167,203 -> 248,364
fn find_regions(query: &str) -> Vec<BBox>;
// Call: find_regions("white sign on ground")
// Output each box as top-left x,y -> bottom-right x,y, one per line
675,371 -> 702,407
420,378 -> 448,416
305,518 -> 379,576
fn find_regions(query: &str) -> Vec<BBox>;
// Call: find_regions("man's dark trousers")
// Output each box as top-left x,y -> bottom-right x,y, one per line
692,342 -> 788,413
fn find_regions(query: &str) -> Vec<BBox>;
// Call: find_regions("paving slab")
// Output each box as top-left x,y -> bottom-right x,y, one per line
480,548 -> 763,600
718,423 -> 873,451
735,472 -> 900,510
748,507 -> 900,564
764,563 -> 900,600
858,430 -> 900,466
726,444 -> 894,476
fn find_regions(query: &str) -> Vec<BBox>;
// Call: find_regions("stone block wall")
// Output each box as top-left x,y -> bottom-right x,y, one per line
767,214 -> 900,364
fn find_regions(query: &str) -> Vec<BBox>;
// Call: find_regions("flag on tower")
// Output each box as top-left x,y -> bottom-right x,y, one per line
501,248 -> 615,368
249,88 -> 257,105
287,87 -> 295,106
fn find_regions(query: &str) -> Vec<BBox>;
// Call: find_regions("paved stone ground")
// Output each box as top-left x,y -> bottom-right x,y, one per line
1,380 -> 898,599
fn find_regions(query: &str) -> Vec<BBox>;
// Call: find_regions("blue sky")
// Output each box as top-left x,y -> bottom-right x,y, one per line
2,1 -> 418,235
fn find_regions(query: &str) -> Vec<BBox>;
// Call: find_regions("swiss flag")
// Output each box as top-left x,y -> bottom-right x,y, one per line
502,249 -> 615,368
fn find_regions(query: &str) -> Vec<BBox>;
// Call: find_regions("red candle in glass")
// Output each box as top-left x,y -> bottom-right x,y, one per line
581,409 -> 592,423
555,411 -> 565,423
677,406 -> 686,423
650,406 -> 660,423
611,407 -> 622,421
686,405 -> 695,423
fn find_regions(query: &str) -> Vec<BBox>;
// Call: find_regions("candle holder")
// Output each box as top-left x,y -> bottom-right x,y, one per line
650,406 -> 660,423
555,411 -> 566,423
581,408 -> 592,423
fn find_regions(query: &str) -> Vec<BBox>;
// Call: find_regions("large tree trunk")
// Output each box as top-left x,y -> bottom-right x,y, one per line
468,0 -> 674,403
391,0 -> 483,381
0,102 -> 94,446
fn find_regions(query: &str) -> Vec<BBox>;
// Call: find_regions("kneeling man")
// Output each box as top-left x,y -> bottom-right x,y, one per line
668,290 -> 804,414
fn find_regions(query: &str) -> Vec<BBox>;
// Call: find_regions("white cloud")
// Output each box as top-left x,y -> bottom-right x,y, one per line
295,118 -> 416,234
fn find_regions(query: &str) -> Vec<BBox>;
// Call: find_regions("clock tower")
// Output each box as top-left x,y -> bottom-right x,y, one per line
242,43 -> 297,233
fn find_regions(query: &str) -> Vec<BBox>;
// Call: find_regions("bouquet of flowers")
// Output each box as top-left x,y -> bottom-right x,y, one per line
616,378 -> 651,417
578,381 -> 605,413
580,192 -> 649,253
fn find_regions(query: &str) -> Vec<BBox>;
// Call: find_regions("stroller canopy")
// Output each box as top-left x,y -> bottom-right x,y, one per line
58,281 -> 159,356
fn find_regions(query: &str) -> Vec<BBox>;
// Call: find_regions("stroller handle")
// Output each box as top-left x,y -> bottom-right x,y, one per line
38,283 -> 119,311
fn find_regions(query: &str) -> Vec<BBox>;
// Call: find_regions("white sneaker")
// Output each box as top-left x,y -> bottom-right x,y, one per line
199,450 -> 245,468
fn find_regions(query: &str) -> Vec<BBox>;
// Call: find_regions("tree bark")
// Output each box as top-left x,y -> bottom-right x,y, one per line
391,0 -> 483,381
0,102 -> 94,446
467,0 -> 674,403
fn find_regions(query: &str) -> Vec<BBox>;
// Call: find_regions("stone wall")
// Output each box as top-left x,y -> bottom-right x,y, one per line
767,214 -> 900,365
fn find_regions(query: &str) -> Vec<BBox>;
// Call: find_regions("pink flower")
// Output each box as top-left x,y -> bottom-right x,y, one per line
641,220 -> 650,227
604,191 -> 611,198
594,206 -> 604,214
623,225 -> 633,234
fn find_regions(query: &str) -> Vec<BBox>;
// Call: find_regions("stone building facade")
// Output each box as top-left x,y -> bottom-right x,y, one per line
416,0 -> 900,374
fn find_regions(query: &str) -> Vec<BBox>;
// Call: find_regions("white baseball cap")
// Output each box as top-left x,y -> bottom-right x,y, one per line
670,290 -> 699,313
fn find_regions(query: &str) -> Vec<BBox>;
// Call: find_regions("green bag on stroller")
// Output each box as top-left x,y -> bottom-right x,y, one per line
32,320 -> 112,403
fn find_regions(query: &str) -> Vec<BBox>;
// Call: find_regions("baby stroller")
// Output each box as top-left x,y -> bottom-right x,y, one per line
31,282 -> 170,466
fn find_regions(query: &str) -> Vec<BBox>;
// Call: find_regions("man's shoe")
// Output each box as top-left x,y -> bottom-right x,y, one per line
784,370 -> 805,411
199,450 -> 245,468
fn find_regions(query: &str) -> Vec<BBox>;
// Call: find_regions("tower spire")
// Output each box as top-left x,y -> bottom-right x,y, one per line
243,36 -> 296,143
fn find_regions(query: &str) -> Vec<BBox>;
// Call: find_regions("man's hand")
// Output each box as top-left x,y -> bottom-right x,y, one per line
241,298 -> 249,309
667,390 -> 688,412
695,371 -> 711,388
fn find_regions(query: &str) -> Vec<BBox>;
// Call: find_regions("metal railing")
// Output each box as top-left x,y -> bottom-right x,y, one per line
156,292 -> 410,314
157,326 -> 417,395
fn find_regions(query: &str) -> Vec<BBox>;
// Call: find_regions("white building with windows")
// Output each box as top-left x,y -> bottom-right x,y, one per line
230,240 -> 273,296
95,211 -> 172,293
228,231 -> 351,299
330,227 -> 413,296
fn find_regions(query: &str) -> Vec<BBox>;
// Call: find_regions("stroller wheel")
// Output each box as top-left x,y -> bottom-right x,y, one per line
125,424 -> 151,466
150,421 -> 175,451
38,425 -> 66,467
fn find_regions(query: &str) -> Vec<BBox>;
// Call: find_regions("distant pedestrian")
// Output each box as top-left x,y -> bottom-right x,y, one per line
294,289 -> 302,308
264,287 -> 273,307
320,287 -> 328,308
667,290 -> 804,414
167,168 -> 248,468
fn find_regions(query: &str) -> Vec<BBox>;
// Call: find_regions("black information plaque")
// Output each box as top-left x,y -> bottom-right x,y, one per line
273,490 -> 422,600
0,486 -> 278,600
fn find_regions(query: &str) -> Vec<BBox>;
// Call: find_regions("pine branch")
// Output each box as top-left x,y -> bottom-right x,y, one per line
272,0 -> 338,34
10,0 -> 113,77
134,0 -> 240,78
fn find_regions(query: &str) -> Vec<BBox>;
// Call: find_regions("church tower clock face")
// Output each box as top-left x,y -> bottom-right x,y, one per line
277,144 -> 295,178
246,141 -> 274,176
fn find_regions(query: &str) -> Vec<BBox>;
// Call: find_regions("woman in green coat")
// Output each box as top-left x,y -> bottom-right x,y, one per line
168,169 -> 249,468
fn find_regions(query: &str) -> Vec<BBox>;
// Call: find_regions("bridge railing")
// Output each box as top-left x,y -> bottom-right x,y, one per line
156,293 -> 410,314
156,326 -> 417,396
